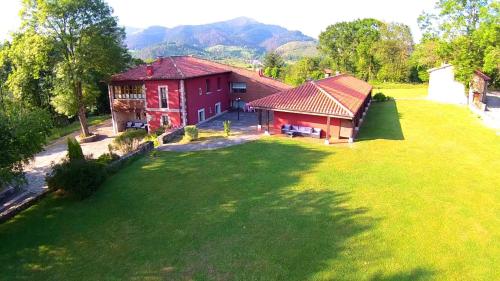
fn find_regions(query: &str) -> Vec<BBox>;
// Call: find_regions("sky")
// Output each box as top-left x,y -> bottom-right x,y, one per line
0,0 -> 437,42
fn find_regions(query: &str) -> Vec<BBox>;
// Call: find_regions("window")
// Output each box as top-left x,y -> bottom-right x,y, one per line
217,77 -> 221,90
159,86 -> 168,108
161,115 -> 169,126
113,85 -> 144,99
215,102 -> 221,114
197,108 -> 206,123
231,82 -> 246,93
205,79 -> 211,93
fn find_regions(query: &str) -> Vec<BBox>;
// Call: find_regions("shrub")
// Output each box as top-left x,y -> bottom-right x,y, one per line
373,92 -> 390,102
67,137 -> 84,161
112,129 -> 147,153
46,159 -> 107,199
184,125 -> 198,141
223,120 -> 231,137
95,152 -> 120,165
144,133 -> 160,147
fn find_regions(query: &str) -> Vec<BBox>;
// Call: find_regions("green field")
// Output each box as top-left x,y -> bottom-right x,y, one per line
372,83 -> 428,99
0,87 -> 499,280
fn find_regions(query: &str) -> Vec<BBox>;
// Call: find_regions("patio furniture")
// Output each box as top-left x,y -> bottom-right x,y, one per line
125,121 -> 147,130
281,124 -> 321,139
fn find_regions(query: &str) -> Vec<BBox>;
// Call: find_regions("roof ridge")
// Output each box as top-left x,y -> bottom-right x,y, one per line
311,81 -> 354,117
169,57 -> 185,78
187,55 -> 291,89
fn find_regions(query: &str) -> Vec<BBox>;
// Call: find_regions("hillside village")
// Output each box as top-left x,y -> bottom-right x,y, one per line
0,0 -> 499,280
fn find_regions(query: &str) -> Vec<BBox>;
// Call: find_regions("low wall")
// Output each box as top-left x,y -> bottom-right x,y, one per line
159,127 -> 185,144
107,141 -> 154,172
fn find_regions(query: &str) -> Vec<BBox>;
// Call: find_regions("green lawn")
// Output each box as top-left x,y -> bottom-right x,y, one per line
373,83 -> 428,99
47,114 -> 110,143
1,89 -> 499,280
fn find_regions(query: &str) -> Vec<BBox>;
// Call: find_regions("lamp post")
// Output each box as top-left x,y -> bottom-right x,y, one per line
236,97 -> 241,121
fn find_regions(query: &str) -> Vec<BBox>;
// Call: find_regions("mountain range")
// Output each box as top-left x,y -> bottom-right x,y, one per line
125,17 -> 317,62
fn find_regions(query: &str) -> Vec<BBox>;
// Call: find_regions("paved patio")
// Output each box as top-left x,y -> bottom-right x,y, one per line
158,111 -> 268,152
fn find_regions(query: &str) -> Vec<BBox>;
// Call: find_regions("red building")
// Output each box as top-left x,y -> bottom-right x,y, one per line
249,74 -> 372,143
108,56 -> 291,133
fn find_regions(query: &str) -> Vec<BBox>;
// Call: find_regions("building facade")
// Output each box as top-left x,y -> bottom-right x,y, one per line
108,56 -> 291,133
249,74 -> 372,143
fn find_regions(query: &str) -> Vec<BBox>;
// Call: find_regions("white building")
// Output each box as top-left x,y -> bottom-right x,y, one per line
427,64 -> 467,105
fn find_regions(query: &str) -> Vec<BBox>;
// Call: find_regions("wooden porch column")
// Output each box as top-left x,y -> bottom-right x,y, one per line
258,109 -> 262,131
266,110 -> 270,134
325,116 -> 331,145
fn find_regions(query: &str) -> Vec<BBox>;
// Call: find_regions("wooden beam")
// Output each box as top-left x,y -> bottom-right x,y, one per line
267,110 -> 270,132
325,116 -> 331,144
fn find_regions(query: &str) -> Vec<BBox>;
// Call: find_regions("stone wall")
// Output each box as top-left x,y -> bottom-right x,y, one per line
159,127 -> 185,144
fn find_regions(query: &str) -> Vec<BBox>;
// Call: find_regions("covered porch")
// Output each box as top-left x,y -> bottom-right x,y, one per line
254,109 -> 357,144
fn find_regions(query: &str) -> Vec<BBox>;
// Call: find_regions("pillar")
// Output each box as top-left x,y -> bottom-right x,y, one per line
325,116 -> 331,145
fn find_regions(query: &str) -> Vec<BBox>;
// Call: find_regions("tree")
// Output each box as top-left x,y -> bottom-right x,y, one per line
318,21 -> 358,74
263,51 -> 285,79
20,0 -> 130,137
373,23 -> 414,82
283,57 -> 325,86
318,19 -> 413,82
0,42 -> 12,106
419,0 -> 498,83
0,104 -> 52,188
410,39 -> 444,82
5,30 -> 56,110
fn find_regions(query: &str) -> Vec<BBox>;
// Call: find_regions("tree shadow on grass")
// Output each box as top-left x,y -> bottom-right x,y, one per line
132,141 -> 381,280
0,140 -> 431,280
370,267 -> 435,281
357,100 -> 405,141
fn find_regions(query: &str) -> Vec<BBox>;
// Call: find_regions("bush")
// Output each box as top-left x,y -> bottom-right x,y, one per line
223,120 -> 231,137
144,133 -> 160,147
373,92 -> 390,102
46,159 -> 107,199
95,152 -> 120,165
67,137 -> 84,161
112,129 -> 147,153
184,125 -> 198,141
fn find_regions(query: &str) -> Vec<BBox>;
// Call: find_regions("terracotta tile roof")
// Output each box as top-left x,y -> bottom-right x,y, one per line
249,74 -> 372,118
182,57 -> 292,91
111,56 -> 231,81
111,56 -> 291,93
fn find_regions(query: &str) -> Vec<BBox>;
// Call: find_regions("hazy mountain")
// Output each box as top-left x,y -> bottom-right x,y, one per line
125,17 -> 314,52
275,41 -> 320,61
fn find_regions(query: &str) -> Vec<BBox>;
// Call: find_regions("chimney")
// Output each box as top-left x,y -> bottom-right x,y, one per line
146,64 -> 153,76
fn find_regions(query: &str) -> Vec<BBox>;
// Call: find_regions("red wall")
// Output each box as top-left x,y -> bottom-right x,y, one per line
184,73 -> 230,125
145,80 -> 180,109
145,80 -> 182,131
273,111 -> 343,139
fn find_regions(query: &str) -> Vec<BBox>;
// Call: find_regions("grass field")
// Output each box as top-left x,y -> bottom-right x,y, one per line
47,114 -> 110,143
372,83 -> 428,99
0,87 -> 499,280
